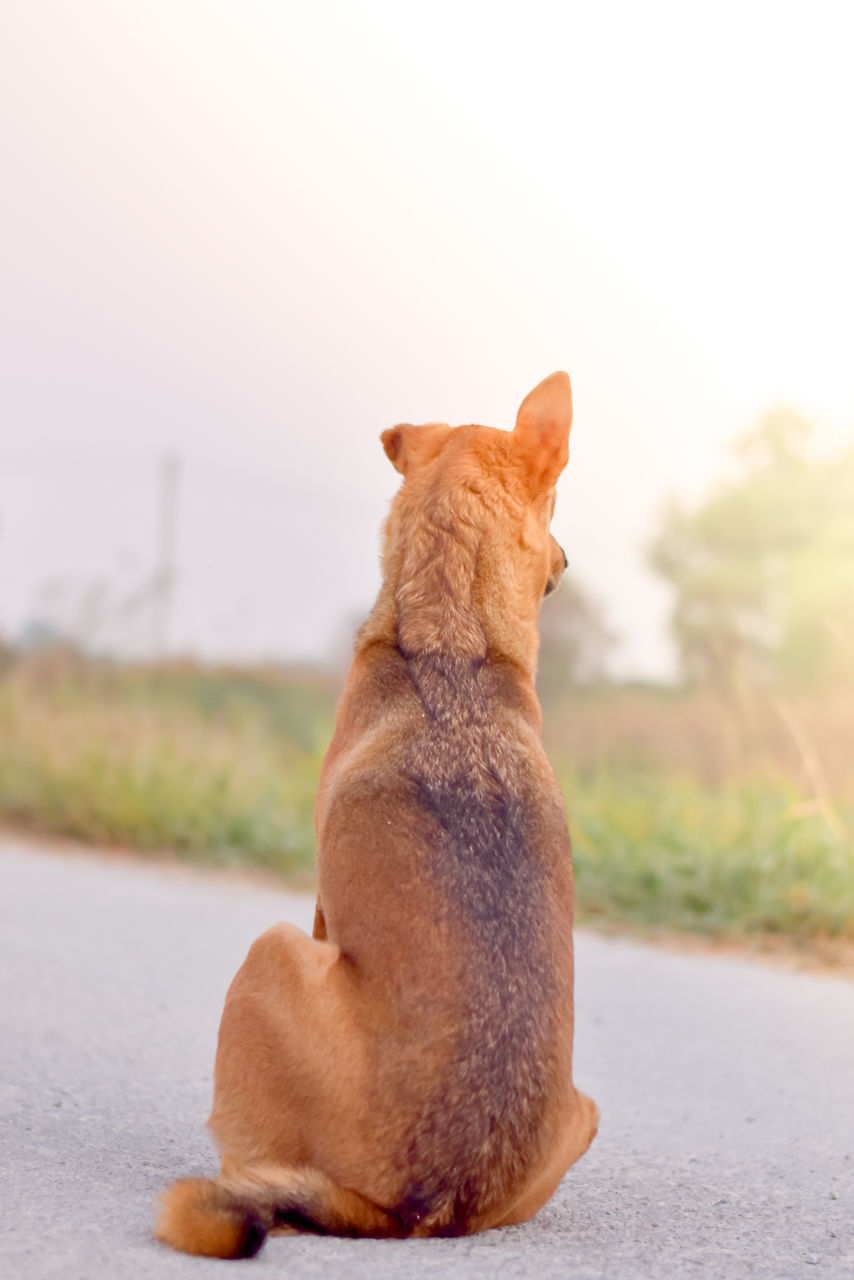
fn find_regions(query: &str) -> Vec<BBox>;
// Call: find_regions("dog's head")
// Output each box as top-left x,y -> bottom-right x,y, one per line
377,373 -> 573,671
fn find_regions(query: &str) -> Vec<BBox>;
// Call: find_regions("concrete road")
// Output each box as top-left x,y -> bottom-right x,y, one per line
1,837 -> 852,1280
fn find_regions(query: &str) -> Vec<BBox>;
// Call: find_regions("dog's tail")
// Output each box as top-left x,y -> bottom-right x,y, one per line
155,1166 -> 402,1259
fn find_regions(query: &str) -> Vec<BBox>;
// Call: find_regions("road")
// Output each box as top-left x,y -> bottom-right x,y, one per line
1,836 -> 852,1280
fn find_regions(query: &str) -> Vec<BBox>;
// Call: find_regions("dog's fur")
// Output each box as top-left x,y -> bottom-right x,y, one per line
155,372 -> 598,1258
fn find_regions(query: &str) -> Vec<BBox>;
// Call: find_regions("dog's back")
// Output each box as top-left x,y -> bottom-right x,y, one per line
394,654 -> 576,1234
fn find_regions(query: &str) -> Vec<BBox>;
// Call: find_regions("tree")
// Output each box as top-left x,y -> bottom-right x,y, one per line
536,572 -> 617,704
650,412 -> 854,692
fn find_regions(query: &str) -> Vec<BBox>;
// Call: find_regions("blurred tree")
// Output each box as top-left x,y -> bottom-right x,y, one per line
650,412 -> 854,692
536,572 -> 617,703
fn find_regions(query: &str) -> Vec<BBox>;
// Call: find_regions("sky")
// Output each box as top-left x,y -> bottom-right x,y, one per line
1,0 -> 852,674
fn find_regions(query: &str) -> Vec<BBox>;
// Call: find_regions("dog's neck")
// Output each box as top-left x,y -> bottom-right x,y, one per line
357,498 -> 541,679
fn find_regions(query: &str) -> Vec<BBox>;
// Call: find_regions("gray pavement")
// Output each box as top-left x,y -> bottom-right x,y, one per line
0,836 -> 852,1279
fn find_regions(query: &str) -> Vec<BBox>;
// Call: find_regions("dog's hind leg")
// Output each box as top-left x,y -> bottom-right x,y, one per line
481,1089 -> 600,1230
206,921 -> 369,1173
155,1164 -> 403,1258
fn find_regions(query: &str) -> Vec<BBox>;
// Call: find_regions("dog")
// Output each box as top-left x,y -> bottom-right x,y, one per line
155,371 -> 598,1258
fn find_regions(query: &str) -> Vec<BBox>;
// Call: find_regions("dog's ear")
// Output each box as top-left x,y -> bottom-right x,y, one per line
513,372 -> 572,493
381,423 -> 452,476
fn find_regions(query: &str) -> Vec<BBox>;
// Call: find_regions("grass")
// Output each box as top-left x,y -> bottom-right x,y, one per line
0,655 -> 334,872
1,651 -> 852,947
561,769 -> 854,942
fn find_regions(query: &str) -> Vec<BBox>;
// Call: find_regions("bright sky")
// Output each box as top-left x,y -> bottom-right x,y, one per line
1,0 -> 852,674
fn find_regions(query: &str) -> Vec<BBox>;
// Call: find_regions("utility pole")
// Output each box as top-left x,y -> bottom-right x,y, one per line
152,453 -> 180,661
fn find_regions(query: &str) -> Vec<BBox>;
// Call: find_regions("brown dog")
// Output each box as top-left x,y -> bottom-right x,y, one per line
155,372 -> 598,1258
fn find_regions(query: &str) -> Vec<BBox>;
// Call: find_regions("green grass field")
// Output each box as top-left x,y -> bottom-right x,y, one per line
0,656 -> 332,871
1,653 -> 851,947
563,770 -> 853,941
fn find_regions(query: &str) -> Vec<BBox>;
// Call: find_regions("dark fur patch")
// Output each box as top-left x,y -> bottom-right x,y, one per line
391,649 -> 566,1231
268,1191 -> 366,1238
233,1212 -> 267,1258
248,1182 -> 397,1240
198,1185 -> 269,1258
271,1201 -> 334,1235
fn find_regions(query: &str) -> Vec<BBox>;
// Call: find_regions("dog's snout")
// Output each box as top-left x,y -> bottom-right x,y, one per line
544,542 -> 568,598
